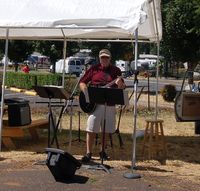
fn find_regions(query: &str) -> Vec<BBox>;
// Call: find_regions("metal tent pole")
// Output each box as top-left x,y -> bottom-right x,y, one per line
152,0 -> 161,121
155,40 -> 160,120
123,28 -> 141,179
0,28 -> 9,151
62,38 -> 67,87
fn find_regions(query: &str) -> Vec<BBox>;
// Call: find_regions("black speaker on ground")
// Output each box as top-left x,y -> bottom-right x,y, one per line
45,148 -> 81,182
7,99 -> 31,126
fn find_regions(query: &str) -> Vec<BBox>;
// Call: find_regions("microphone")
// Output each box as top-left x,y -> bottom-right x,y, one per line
123,70 -> 139,78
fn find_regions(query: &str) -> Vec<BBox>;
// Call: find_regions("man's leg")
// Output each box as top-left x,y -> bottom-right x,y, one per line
82,132 -> 96,163
86,132 -> 96,154
82,105 -> 102,162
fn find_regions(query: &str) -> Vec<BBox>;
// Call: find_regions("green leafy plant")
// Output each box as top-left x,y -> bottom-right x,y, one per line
160,84 -> 177,102
5,72 -> 60,89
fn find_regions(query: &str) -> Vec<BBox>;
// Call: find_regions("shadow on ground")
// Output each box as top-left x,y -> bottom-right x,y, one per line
2,129 -> 200,165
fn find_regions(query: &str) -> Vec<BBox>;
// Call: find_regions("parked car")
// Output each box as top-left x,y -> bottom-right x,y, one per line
0,55 -> 13,66
50,57 -> 84,76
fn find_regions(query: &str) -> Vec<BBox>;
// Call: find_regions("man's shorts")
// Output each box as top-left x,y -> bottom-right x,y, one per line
86,104 -> 116,133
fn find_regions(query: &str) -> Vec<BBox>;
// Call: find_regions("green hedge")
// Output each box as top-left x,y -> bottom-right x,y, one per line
4,71 -> 78,93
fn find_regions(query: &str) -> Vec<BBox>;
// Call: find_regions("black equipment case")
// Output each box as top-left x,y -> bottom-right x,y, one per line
5,98 -> 31,126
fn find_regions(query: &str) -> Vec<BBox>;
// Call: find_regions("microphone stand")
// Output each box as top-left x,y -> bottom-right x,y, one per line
111,71 -> 140,148
63,75 -> 85,152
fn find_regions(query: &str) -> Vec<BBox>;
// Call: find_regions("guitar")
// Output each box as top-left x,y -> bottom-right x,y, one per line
79,91 -> 96,113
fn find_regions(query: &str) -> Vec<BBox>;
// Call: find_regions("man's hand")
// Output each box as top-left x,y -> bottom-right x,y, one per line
115,77 -> 126,89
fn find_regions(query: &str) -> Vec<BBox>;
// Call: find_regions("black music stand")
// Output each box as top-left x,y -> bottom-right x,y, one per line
33,85 -> 70,148
87,87 -> 128,173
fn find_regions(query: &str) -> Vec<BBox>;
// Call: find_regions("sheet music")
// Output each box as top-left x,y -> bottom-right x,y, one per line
33,85 -> 70,99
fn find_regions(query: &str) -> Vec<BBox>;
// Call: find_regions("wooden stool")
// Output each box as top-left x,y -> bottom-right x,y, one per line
142,119 -> 167,161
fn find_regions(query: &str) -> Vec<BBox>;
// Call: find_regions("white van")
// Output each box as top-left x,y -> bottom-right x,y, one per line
51,57 -> 84,76
115,60 -> 130,72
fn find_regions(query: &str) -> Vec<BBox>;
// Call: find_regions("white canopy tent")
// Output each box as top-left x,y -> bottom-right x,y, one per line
0,0 -> 162,41
0,0 -> 162,175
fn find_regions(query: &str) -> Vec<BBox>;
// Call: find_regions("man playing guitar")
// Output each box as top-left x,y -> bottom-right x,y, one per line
79,49 -> 126,163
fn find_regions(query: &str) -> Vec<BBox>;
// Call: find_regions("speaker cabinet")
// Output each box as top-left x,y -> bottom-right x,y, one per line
8,102 -> 31,126
46,148 -> 81,182
175,92 -> 200,121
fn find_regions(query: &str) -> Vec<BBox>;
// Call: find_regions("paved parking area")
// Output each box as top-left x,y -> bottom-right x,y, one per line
0,163 -> 171,191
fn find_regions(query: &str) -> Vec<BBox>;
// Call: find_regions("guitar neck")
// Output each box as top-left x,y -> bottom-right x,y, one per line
103,79 -> 117,88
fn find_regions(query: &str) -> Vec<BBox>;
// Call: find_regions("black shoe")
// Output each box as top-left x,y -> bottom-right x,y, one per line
99,151 -> 110,160
81,153 -> 92,163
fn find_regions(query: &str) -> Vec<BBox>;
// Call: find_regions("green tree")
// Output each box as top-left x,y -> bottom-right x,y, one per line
32,41 -> 63,64
81,42 -> 134,63
161,0 -> 200,70
32,41 -> 81,62
0,40 -> 33,63
0,40 -> 4,59
8,40 -> 33,63
31,40 -> 80,72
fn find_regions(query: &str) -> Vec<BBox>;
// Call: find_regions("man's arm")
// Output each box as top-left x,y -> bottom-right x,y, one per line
79,82 -> 90,103
79,82 -> 87,92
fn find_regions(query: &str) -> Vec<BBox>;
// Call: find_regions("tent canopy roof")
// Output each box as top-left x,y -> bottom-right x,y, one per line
0,0 -> 162,41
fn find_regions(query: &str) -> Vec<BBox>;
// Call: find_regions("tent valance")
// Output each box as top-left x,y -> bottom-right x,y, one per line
0,0 -> 162,41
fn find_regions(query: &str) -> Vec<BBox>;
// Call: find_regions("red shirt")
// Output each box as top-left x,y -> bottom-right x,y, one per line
80,63 -> 122,88
22,66 -> 30,73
